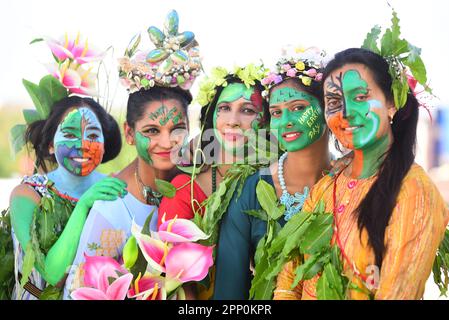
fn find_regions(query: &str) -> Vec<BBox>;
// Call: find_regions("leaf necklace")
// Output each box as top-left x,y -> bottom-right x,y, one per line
135,161 -> 162,206
278,152 -> 309,221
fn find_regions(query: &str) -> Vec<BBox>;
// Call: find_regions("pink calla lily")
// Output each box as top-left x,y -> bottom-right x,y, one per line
165,243 -> 214,291
135,233 -> 169,273
158,218 -> 209,243
71,254 -> 133,300
47,62 -> 98,96
127,274 -> 166,300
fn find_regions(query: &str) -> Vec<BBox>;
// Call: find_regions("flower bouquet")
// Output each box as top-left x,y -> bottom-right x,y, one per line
71,215 -> 214,300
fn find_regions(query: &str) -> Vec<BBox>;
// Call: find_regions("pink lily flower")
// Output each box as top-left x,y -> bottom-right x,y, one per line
71,254 -> 133,300
127,274 -> 167,300
164,243 -> 214,292
158,217 -> 209,243
46,33 -> 105,65
47,62 -> 98,96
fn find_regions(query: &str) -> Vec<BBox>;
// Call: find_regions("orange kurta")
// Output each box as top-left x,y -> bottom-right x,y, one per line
274,163 -> 449,300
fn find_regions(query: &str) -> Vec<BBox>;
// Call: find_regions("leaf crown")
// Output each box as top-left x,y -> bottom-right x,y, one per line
195,63 -> 268,108
362,8 -> 432,109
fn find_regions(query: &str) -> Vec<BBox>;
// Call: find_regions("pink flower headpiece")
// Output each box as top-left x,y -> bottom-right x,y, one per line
261,46 -> 329,100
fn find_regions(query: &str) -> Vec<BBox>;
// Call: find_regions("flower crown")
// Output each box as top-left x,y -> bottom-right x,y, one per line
196,63 -> 268,107
11,33 -> 105,155
362,8 -> 433,109
260,46 -> 328,100
118,10 -> 202,93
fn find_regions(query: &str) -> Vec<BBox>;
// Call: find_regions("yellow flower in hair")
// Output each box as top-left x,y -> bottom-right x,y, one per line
295,46 -> 306,53
295,61 -> 305,71
301,76 -> 312,86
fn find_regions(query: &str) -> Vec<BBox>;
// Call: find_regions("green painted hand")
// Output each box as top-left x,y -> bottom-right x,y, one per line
77,177 -> 128,210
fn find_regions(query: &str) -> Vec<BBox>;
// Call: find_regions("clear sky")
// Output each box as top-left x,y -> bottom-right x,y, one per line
1,0 -> 448,112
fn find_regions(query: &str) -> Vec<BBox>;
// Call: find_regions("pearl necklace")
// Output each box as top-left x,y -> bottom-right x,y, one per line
278,152 -> 310,221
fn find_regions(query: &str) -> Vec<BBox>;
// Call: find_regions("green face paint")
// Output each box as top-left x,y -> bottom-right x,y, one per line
135,131 -> 153,164
341,70 -> 383,150
269,87 -> 325,152
148,105 -> 183,126
213,83 -> 256,154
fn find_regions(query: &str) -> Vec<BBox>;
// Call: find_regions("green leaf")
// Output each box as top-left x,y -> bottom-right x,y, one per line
361,25 -> 381,54
142,208 -> 156,236
316,263 -> 345,300
256,180 -> 283,220
39,75 -> 68,115
155,178 -> 176,198
406,53 -> 427,85
380,28 -> 394,56
39,285 -> 62,300
10,124 -> 27,155
392,76 -> 409,109
22,109 -> 42,124
391,9 -> 401,42
22,79 -> 46,119
292,253 -> 322,286
244,209 -> 268,222
300,213 -> 333,255
20,241 -> 35,288
30,38 -> 44,45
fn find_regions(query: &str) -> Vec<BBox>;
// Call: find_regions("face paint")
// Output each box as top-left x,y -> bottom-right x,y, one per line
148,105 -> 182,126
269,87 -> 325,152
54,107 -> 105,176
213,83 -> 256,153
324,67 -> 392,178
135,131 -> 153,164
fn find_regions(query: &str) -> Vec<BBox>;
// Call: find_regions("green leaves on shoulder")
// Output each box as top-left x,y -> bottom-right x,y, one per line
155,179 -> 176,198
433,229 -> 449,297
256,180 -> 285,221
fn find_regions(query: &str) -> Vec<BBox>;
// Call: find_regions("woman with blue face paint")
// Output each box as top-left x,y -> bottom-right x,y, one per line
8,96 -> 124,300
212,47 -> 332,300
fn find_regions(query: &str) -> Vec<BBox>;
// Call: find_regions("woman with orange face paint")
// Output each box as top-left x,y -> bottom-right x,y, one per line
63,10 -> 202,299
274,21 -> 449,299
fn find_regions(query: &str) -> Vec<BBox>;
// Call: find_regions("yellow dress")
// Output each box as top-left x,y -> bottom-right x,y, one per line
274,163 -> 449,300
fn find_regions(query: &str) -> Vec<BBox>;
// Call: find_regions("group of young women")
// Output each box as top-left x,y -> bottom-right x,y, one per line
5,9 -> 449,300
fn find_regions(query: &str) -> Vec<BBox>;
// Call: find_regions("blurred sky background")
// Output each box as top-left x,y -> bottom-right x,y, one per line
0,0 -> 448,299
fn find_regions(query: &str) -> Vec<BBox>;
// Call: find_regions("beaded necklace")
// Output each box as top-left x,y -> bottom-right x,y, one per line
278,152 -> 309,221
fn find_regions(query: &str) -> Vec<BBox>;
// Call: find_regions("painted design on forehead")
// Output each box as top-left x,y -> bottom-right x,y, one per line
216,83 -> 255,106
135,131 -> 153,164
269,87 -> 325,152
54,107 -> 104,176
148,105 -> 183,126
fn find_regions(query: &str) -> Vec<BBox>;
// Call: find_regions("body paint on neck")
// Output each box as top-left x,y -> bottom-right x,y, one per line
54,107 -> 104,176
135,131 -> 153,164
213,83 -> 255,154
269,87 -> 325,152
324,69 -> 391,178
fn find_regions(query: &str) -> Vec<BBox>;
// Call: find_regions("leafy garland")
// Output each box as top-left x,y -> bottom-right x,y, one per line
249,180 -> 372,300
361,8 -> 432,109
0,208 -> 15,299
19,180 -> 76,300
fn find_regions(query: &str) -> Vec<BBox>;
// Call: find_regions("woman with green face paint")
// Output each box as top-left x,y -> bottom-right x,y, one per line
275,46 -> 448,299
157,64 -> 270,299
213,47 -> 332,300
63,10 -> 200,299
7,96 -> 124,300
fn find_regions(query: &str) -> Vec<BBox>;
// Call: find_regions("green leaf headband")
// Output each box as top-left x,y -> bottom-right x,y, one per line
196,63 -> 268,107
362,8 -> 432,109
118,10 -> 202,93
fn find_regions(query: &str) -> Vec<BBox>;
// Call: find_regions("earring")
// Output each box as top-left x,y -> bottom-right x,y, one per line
389,117 -> 393,125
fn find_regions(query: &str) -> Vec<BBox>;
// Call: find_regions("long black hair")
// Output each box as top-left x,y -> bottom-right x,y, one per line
322,48 -> 419,268
126,85 -> 192,128
25,96 -> 122,173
